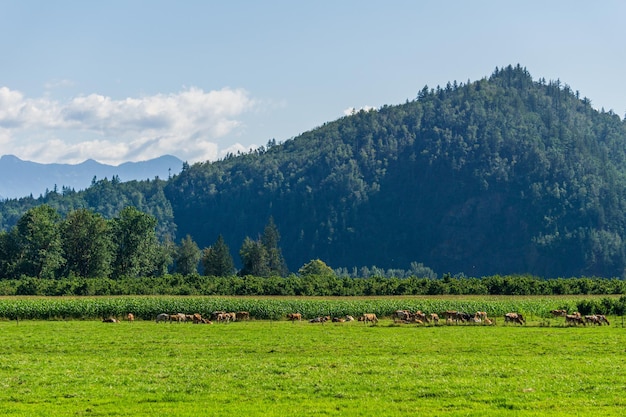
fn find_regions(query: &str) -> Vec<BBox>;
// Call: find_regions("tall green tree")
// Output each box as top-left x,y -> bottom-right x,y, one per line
239,236 -> 270,277
202,234 -> 235,277
14,205 -> 64,278
110,206 -> 158,278
0,230 -> 19,278
261,217 -> 288,276
60,208 -> 112,278
174,235 -> 201,275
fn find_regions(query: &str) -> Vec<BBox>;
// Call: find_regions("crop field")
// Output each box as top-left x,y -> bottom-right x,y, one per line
0,297 -> 625,416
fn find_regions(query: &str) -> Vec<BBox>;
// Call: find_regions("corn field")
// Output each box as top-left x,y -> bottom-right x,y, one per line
0,295 -> 623,321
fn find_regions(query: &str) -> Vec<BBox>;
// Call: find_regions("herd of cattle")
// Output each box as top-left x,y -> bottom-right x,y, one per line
101,309 -> 610,326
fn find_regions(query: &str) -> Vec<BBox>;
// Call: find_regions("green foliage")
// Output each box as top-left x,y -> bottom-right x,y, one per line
14,205 -> 64,278
110,206 -> 159,278
202,234 -> 235,277
61,208 -> 112,278
3,65 -> 626,277
174,235 -> 201,275
298,259 -> 335,277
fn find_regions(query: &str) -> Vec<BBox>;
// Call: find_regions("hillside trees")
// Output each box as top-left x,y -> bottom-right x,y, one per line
174,235 -> 201,275
202,234 -> 235,277
239,218 -> 288,277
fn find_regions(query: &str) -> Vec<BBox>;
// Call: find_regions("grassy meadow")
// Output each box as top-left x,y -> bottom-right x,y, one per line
0,312 -> 625,416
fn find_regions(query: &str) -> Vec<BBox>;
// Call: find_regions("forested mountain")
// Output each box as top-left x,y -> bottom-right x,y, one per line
2,65 -> 626,278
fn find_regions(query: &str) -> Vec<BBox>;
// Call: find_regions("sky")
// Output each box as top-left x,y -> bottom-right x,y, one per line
1,1 -> 625,166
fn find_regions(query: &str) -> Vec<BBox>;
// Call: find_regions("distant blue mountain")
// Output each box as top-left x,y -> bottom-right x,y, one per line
0,155 -> 184,199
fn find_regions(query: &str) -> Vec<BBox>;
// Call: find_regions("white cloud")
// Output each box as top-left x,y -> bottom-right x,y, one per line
0,86 -> 255,164
343,105 -> 376,116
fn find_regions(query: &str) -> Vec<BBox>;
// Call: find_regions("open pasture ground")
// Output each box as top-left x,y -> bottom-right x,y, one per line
1,309 -> 625,415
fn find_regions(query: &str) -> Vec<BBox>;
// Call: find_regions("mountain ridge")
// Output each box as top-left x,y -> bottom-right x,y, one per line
0,154 -> 183,199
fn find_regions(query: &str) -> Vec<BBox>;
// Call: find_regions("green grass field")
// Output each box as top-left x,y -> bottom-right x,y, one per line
0,317 -> 624,416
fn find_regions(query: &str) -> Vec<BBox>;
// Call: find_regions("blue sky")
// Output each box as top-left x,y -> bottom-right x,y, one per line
1,1 -> 625,165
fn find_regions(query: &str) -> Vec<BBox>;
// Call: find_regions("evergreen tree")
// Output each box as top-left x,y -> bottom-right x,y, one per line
174,234 -> 201,275
202,234 -> 234,277
261,216 -> 288,276
239,236 -> 270,276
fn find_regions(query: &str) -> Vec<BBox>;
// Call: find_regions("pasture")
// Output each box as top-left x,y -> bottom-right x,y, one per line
0,313 -> 625,416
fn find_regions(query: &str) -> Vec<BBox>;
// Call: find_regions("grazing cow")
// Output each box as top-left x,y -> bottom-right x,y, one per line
413,311 -> 427,323
504,312 -> 525,325
428,313 -> 439,325
287,313 -> 302,322
170,313 -> 187,323
442,310 -> 458,321
127,313 -> 135,322
156,313 -> 170,323
345,315 -> 355,322
475,311 -> 488,321
332,317 -> 345,323
484,318 -> 494,326
584,315 -> 601,325
394,310 -> 412,322
192,313 -> 203,324
550,309 -> 567,317
211,311 -> 226,321
565,314 -> 585,326
236,311 -> 250,321
102,317 -> 119,323
360,313 -> 378,324
309,316 -> 328,323
596,314 -> 610,325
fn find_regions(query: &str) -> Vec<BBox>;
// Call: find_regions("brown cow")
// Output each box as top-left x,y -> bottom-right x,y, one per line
413,310 -> 427,323
394,310 -> 412,322
428,313 -> 440,325
360,313 -> 378,324
192,313 -> 203,324
236,311 -> 250,321
504,312 -> 525,325
565,314 -> 585,326
287,313 -> 302,322
596,314 -> 610,325
550,309 -> 567,317
127,313 -> 135,322
170,313 -> 187,323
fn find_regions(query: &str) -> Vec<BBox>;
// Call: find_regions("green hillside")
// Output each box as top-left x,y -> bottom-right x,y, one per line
3,65 -> 626,278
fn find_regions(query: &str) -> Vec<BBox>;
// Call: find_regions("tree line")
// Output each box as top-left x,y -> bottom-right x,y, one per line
0,204 -> 287,280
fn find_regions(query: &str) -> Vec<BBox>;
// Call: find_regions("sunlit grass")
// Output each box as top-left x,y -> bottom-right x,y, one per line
0,319 -> 624,416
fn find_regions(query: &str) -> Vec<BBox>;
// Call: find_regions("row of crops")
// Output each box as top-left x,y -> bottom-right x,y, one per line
0,295 -> 625,321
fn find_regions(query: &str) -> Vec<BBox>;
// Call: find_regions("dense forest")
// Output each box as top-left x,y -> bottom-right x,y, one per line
2,65 -> 626,278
